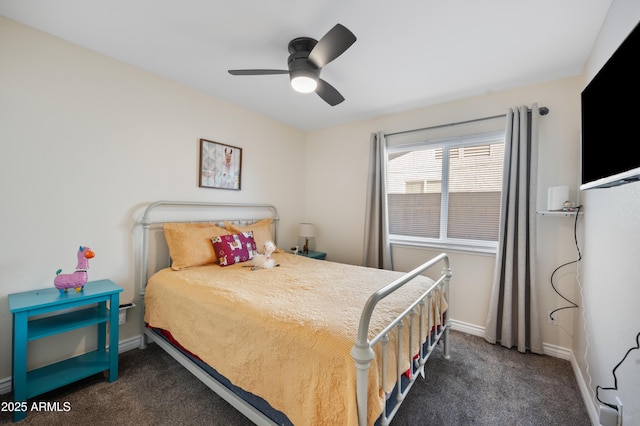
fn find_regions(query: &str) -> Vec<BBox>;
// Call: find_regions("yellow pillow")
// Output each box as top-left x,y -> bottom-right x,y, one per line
163,222 -> 230,270
225,218 -> 281,254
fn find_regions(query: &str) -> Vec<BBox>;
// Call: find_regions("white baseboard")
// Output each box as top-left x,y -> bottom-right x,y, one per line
542,341 -> 572,360
3,328 -> 599,425
450,318 -> 485,337
569,352 -> 599,426
450,319 -> 574,360
118,335 -> 143,353
0,335 -> 142,396
0,376 -> 9,396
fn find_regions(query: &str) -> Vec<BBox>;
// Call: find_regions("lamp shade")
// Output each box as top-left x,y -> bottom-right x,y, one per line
298,223 -> 316,238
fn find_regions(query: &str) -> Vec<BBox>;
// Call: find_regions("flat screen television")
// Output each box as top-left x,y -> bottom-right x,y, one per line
580,21 -> 640,190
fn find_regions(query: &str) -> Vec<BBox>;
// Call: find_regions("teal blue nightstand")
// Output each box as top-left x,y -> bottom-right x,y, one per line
301,250 -> 326,260
9,279 -> 122,421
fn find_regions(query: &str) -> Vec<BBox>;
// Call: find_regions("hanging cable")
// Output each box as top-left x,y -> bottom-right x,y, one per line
549,205 -> 582,321
596,331 -> 640,411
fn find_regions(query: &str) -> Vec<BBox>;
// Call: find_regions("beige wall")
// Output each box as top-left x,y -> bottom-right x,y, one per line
0,16 -> 306,377
306,76 -> 584,347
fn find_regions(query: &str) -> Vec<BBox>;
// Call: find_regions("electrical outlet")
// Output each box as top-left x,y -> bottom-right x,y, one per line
598,397 -> 623,426
599,404 -> 617,426
547,310 -> 558,325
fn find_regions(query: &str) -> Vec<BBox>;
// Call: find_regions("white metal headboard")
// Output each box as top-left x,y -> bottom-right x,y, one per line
136,200 -> 279,302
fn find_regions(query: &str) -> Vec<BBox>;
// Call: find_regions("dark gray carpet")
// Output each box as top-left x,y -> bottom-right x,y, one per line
0,330 -> 591,425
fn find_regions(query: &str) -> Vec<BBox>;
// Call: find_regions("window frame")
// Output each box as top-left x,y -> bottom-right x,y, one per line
386,130 -> 505,254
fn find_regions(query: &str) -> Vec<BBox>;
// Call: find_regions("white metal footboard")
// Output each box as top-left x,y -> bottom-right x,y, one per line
351,253 -> 452,426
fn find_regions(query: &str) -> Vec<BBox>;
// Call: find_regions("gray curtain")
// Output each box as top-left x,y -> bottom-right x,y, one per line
363,132 -> 393,270
485,104 -> 542,354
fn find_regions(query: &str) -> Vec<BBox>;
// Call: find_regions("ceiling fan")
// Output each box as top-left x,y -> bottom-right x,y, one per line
228,24 -> 356,106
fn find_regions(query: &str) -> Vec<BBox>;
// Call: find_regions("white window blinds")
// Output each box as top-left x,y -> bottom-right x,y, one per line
386,124 -> 505,251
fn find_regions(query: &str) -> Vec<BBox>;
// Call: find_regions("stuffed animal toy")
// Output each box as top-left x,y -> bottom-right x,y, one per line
54,246 -> 95,293
251,240 -> 277,270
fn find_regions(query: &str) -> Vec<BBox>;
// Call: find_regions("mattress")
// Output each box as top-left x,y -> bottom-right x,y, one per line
144,252 -> 446,426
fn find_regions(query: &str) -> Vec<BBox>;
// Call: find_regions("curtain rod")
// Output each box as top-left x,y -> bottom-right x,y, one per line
385,106 -> 549,137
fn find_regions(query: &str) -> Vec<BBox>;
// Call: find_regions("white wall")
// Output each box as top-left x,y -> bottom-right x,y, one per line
306,76 -> 584,347
0,17 -> 306,379
574,0 -> 640,424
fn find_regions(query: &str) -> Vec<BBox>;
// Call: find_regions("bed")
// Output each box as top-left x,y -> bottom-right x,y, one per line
136,201 -> 452,426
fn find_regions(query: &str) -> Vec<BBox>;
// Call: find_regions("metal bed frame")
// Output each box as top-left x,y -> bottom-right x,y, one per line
136,200 -> 451,426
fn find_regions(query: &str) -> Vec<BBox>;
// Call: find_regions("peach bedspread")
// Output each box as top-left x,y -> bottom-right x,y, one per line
144,253 -> 446,426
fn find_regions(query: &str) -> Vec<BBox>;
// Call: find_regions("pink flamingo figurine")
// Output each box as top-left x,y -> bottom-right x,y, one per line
54,246 -> 95,293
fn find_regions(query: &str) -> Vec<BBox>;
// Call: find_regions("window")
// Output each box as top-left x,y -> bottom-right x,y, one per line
386,131 -> 504,252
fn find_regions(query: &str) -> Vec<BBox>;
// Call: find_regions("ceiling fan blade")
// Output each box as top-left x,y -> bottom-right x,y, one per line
228,69 -> 288,76
308,24 -> 357,68
316,79 -> 345,106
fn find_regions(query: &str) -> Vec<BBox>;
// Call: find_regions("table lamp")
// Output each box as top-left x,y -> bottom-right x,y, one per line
298,223 -> 316,255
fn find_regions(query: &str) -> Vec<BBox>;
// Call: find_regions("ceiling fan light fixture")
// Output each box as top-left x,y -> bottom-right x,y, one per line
290,69 -> 318,93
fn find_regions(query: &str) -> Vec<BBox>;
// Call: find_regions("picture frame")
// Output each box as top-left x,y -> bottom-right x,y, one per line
199,139 -> 242,190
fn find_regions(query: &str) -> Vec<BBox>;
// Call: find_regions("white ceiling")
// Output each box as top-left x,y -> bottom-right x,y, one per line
1,0 -> 613,131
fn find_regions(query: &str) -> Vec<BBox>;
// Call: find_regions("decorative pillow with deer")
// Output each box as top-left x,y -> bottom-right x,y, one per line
211,232 -> 257,266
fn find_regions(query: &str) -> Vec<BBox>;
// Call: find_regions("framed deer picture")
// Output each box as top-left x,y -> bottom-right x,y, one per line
199,139 -> 242,190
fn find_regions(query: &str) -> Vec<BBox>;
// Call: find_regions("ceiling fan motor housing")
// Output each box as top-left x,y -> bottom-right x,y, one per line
287,37 -> 317,55
288,37 -> 321,84
289,53 -> 320,82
